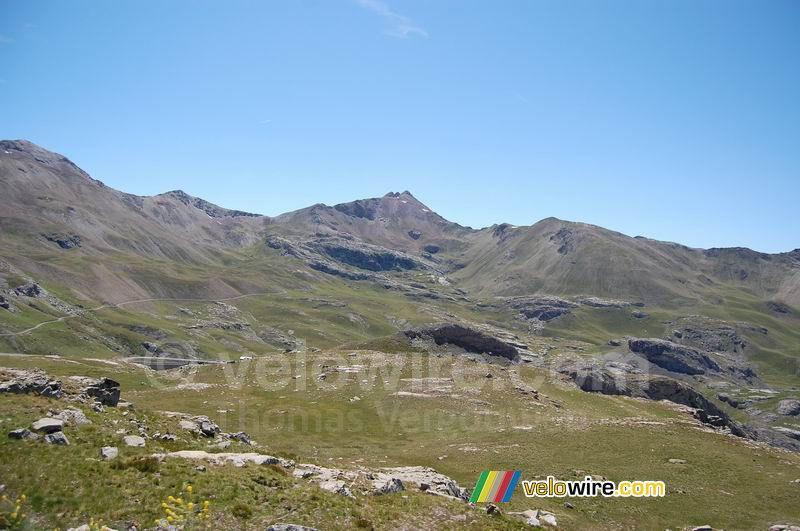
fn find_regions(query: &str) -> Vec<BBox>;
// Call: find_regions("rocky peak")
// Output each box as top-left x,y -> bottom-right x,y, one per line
159,190 -> 262,218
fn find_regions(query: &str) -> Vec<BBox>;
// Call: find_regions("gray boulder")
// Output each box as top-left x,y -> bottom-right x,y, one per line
123,435 -> 146,447
44,432 -> 69,445
266,525 -> 319,531
8,428 -> 37,440
375,478 -> 405,495
83,377 -> 121,406
32,417 -> 64,434
58,408 -> 91,425
777,398 -> 800,416
101,446 -> 119,460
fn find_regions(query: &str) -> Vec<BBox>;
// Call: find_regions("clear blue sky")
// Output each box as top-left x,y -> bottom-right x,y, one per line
1,1 -> 798,252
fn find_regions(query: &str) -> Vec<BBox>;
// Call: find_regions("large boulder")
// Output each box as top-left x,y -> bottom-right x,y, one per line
101,446 -> 119,460
628,338 -> 720,375
8,428 -> 38,440
32,417 -> 64,434
44,432 -> 70,445
58,408 -> 91,426
83,378 -> 121,406
123,435 -> 146,447
777,398 -> 800,416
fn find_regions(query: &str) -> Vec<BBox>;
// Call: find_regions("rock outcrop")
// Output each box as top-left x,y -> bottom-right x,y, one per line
313,238 -> 421,272
42,232 -> 82,249
506,296 -> 577,322
0,369 -> 62,398
777,398 -> 800,416
82,378 -> 121,406
628,338 -> 720,375
402,323 -> 523,361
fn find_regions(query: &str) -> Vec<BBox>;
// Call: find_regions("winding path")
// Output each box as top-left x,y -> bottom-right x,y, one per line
0,291 -> 270,337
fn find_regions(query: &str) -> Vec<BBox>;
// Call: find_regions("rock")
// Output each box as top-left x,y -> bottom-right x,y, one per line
668,459 -> 687,464
32,417 -> 64,434
179,419 -> 199,432
718,393 -> 747,409
375,478 -> 405,495
769,525 -> 800,531
312,237 -> 422,272
58,408 -> 91,426
563,502 -> 575,509
777,398 -> 800,416
628,338 -> 720,375
774,427 -> 800,441
195,416 -> 220,437
266,525 -> 319,531
309,260 -> 370,281
335,485 -> 353,497
691,526 -> 712,531
209,440 -> 231,450
485,504 -> 500,515
608,339 -> 622,347
0,295 -> 10,310
42,232 -> 82,249
101,446 -> 119,460
402,323 -> 522,361
83,377 -> 121,407
540,511 -> 558,527
767,301 -> 792,315
230,431 -> 254,445
577,297 -> 638,308
669,317 -> 746,353
632,311 -> 649,319
123,435 -> 146,447
153,450 -> 293,469
506,296 -> 577,322
407,229 -> 422,240
14,282 -> 44,297
0,369 -> 62,398
8,428 -> 36,440
424,244 -> 440,254
44,432 -> 70,445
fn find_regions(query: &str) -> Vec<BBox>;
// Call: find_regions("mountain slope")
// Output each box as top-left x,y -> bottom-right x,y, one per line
454,217 -> 800,307
2,139 -> 798,310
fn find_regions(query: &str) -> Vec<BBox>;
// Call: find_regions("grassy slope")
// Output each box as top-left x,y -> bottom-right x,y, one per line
1,354 -> 799,530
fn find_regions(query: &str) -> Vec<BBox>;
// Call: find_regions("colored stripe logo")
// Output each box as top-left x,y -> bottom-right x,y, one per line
470,471 -> 522,502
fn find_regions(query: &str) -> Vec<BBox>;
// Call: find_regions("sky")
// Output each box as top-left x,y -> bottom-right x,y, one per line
1,0 -> 798,253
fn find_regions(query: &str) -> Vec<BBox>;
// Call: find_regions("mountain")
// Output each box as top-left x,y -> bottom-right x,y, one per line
3,140 -> 800,528
1,139 -> 798,310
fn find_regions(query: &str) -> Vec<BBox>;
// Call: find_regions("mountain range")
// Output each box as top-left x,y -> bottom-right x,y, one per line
2,139 -> 798,309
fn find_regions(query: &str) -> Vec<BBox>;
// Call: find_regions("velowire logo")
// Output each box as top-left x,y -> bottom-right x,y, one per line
469,471 -> 522,503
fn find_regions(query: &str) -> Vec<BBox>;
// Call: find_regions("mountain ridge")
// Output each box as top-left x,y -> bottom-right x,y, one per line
1,139 -> 798,308
2,138 -> 795,255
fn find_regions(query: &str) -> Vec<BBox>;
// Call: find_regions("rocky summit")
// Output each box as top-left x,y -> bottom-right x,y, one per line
1,141 -> 799,530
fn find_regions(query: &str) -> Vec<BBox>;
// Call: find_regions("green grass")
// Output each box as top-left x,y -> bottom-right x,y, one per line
2,352 -> 799,530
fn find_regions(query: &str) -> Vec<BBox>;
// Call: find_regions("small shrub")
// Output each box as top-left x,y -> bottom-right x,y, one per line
231,503 -> 253,519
